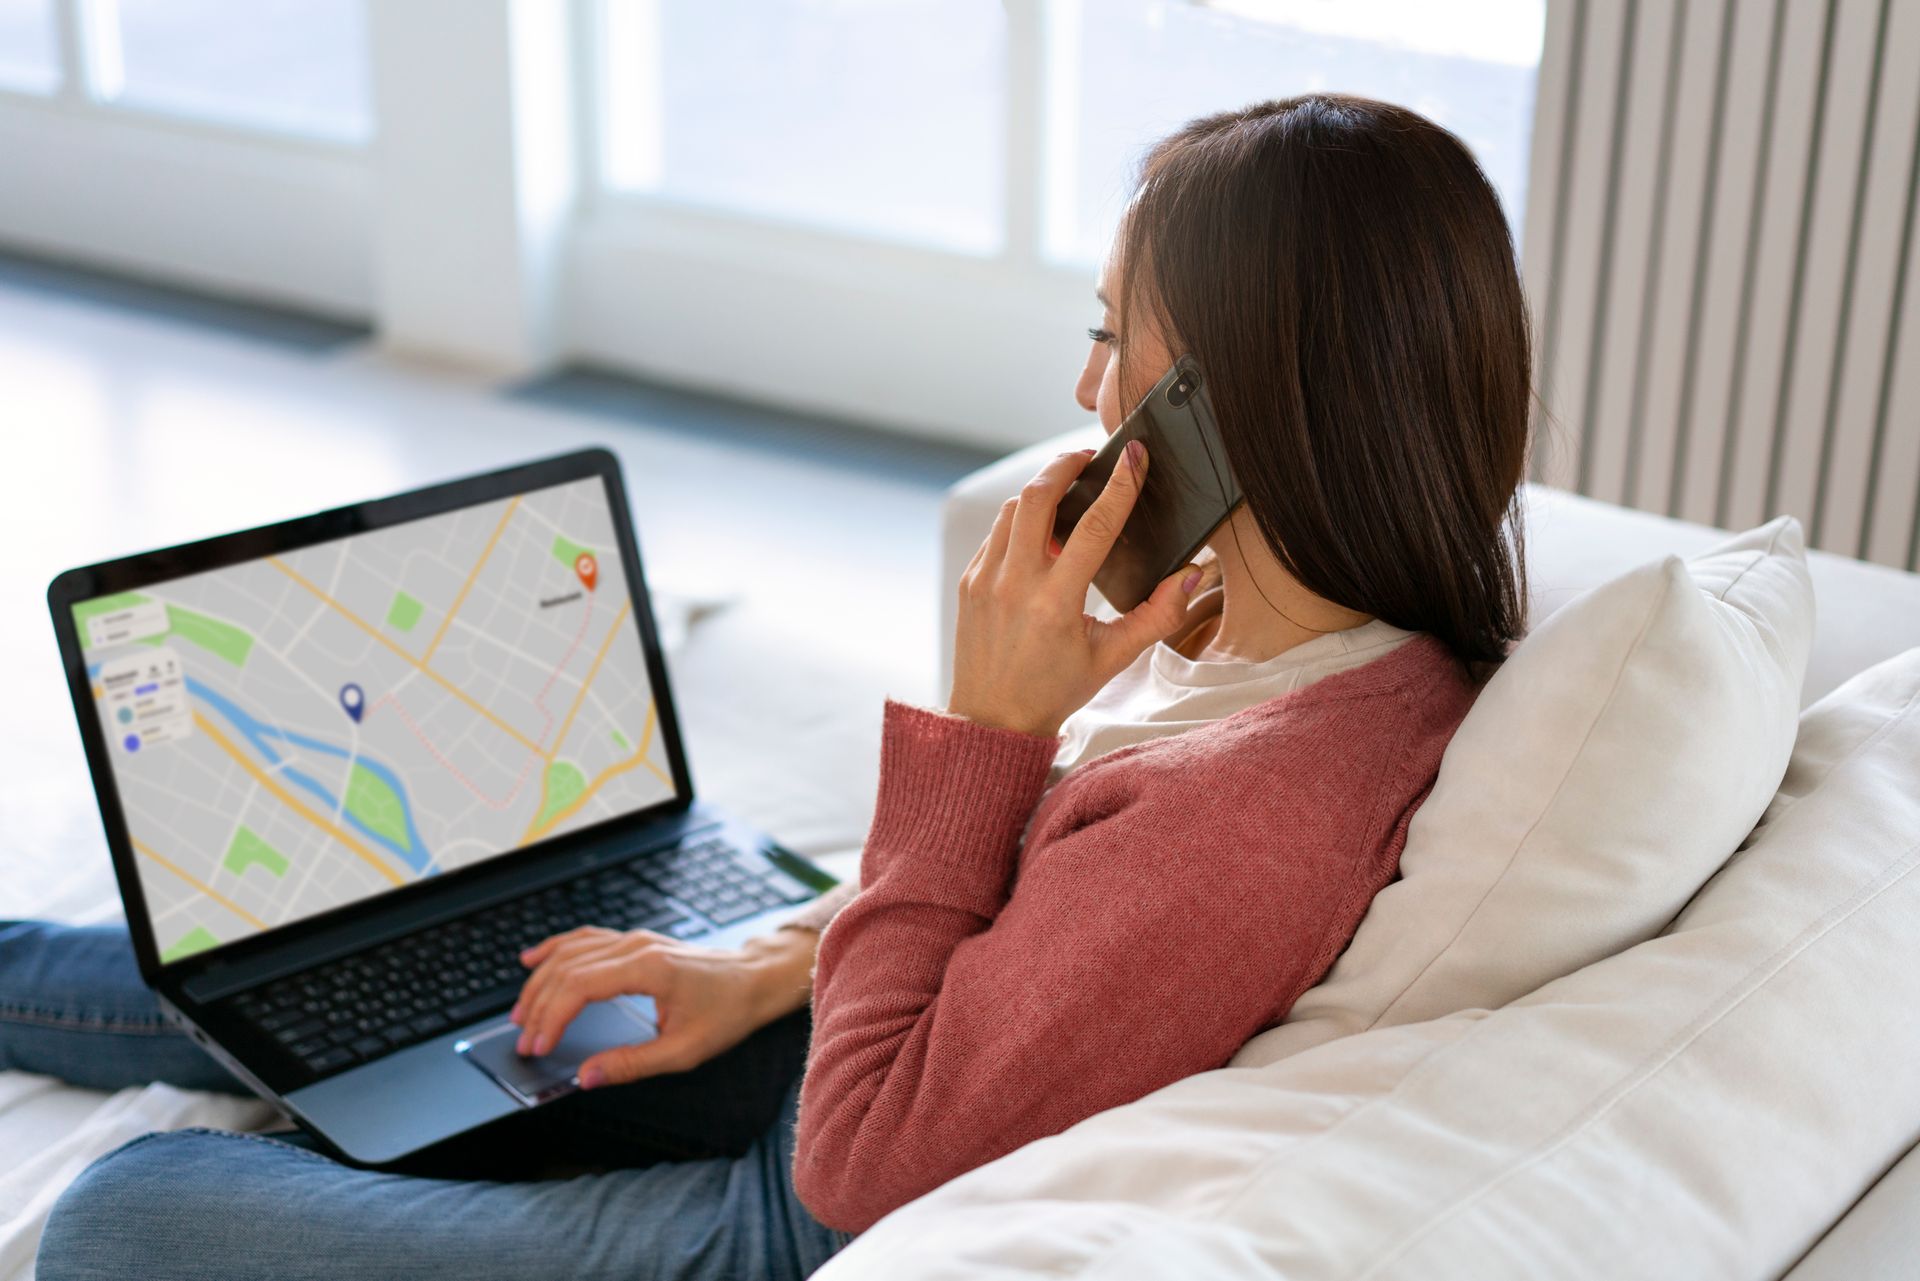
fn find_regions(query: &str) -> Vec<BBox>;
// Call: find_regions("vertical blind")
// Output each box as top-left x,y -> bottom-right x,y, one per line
1522,0 -> 1920,570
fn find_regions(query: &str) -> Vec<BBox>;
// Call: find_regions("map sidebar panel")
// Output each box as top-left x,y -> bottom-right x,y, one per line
73,477 -> 677,965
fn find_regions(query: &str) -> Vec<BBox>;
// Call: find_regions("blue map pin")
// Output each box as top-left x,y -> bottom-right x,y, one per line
339,683 -> 365,723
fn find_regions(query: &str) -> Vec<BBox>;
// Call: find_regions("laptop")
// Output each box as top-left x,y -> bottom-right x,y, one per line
46,447 -> 844,1165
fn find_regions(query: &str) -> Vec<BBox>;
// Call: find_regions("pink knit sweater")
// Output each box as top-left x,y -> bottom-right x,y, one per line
791,630 -> 1480,1235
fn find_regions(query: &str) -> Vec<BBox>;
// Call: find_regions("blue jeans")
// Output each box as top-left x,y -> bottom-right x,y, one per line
0,921 -> 856,1280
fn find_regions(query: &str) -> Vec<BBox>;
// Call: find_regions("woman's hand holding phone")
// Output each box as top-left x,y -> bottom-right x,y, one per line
947,441 -> 1206,739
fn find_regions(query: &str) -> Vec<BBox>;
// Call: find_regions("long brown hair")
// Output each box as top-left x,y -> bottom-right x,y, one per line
1112,93 -> 1533,680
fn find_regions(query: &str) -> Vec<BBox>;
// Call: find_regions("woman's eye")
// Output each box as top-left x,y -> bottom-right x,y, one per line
1086,326 -> 1115,344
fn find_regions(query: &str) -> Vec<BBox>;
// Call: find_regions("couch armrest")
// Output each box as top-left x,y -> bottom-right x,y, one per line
937,422 -> 1109,699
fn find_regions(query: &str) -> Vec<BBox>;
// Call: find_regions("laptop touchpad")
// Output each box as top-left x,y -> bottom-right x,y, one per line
457,999 -> 659,1107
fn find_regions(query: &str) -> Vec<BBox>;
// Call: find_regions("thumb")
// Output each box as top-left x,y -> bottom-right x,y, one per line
1106,562 -> 1206,656
578,1032 -> 687,1089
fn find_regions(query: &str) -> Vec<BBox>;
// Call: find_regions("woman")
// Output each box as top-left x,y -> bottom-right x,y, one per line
17,91 -> 1530,1278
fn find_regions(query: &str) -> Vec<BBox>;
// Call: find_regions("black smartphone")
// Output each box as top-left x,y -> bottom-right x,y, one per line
1051,354 -> 1244,613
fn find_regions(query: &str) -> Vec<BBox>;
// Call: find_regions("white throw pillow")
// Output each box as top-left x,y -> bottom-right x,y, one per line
815,645 -> 1920,1281
1230,515 -> 1814,1068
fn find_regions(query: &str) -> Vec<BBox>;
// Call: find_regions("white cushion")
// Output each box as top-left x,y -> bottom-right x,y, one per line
815,645 -> 1920,1280
1229,515 -> 1814,1068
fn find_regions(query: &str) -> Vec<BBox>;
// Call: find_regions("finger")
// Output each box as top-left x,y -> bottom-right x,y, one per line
519,925 -> 603,969
520,956 -> 650,1058
515,936 -> 637,1047
511,931 -> 621,1023
1095,560 -> 1205,672
1008,451 -> 1095,566
962,504 -> 1002,580
578,1033 -> 691,1089
980,497 -> 1018,575
1055,440 -> 1148,586
512,934 -> 630,1034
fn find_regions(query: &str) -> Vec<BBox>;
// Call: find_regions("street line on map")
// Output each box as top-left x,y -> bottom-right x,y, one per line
517,602 -> 635,839
131,837 -> 269,931
192,711 -> 408,887
545,602 -> 633,763
264,556 -> 546,758
369,591 -> 598,811
422,497 -> 521,666
521,697 -> 660,845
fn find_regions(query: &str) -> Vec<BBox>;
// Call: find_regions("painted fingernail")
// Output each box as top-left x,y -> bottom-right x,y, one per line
516,1032 -> 531,1055
1125,439 -> 1144,468
1181,568 -> 1203,593
509,1002 -> 523,1024
580,1065 -> 605,1089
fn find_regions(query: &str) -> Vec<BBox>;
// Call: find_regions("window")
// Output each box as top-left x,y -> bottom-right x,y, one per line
90,0 -> 373,143
599,0 -> 1007,254
0,0 -> 58,93
596,0 -> 1545,271
1045,0 -> 1547,266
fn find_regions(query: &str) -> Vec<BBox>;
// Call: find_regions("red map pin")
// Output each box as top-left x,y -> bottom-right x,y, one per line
575,552 -> 598,592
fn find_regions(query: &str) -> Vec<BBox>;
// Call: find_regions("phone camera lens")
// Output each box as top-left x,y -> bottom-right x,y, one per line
1168,376 -> 1196,408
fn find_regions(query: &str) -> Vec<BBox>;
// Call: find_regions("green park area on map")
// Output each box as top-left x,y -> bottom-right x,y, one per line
73,593 -> 255,667
223,825 -> 288,878
551,533 -> 596,570
385,589 -> 425,632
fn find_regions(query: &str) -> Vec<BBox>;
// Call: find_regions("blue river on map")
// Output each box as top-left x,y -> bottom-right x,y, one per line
89,661 -> 436,876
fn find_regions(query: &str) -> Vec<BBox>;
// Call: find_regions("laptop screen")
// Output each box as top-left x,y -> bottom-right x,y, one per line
71,475 -> 678,965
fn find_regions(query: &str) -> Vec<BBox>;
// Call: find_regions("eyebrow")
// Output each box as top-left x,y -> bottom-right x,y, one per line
1095,287 -> 1111,308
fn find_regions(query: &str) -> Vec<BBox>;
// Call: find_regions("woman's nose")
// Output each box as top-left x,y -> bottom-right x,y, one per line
1074,368 -> 1099,414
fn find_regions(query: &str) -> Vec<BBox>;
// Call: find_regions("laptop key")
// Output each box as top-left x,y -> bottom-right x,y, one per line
258,1008 -> 305,1033
410,1012 -> 450,1038
708,901 -> 762,926
445,982 -> 524,1026
307,1048 -> 355,1074
276,1017 -> 327,1043
350,1035 -> 388,1057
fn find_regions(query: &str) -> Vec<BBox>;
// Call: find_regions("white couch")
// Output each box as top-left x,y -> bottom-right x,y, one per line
815,422 -> 1920,1280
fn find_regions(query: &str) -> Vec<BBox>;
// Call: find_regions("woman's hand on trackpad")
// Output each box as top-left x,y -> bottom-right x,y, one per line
508,925 -> 788,1089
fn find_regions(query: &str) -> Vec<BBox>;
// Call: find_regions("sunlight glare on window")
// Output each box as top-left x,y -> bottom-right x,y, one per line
1045,0 -> 1547,267
93,0 -> 372,143
601,0 -> 1006,255
0,0 -> 59,93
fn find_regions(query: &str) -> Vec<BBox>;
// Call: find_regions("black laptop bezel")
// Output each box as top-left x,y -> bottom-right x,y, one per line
46,446 -> 698,994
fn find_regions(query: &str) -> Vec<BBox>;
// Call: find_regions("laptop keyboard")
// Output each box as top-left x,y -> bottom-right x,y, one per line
226,834 -> 814,1081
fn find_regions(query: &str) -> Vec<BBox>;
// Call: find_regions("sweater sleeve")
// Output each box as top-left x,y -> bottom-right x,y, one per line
790,697 -> 1343,1235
